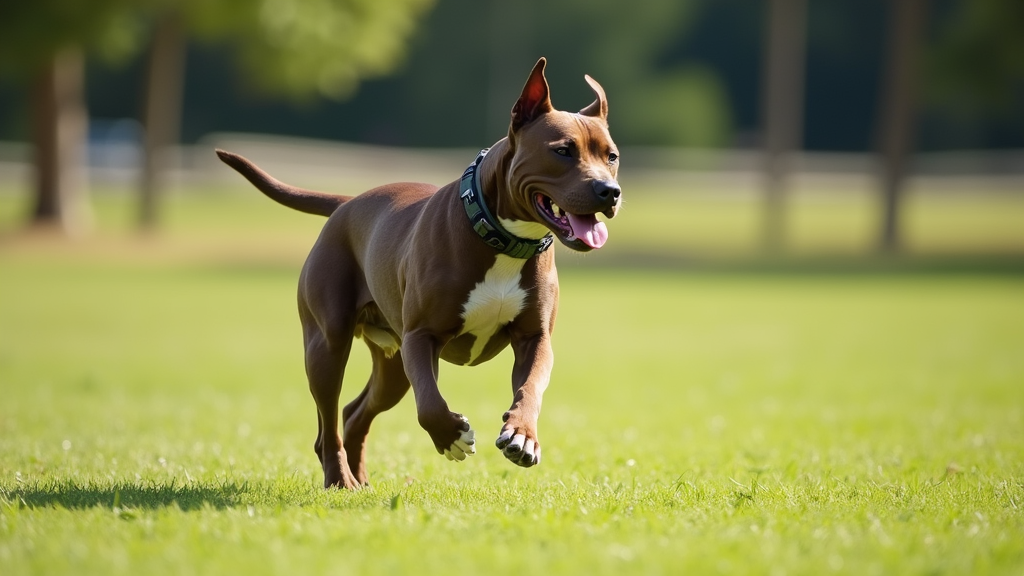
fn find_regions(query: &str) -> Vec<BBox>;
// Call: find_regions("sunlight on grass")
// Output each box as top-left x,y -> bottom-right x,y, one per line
1,252 -> 1022,574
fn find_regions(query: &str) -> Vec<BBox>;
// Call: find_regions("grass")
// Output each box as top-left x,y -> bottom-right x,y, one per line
1,185 -> 1023,574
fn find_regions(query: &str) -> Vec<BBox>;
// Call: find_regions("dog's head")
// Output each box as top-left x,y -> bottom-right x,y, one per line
503,58 -> 621,252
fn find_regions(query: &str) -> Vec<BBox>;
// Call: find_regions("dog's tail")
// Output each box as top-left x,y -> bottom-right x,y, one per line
215,149 -> 352,217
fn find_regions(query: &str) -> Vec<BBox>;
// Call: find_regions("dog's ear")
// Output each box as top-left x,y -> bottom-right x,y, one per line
579,74 -> 608,121
511,58 -> 553,132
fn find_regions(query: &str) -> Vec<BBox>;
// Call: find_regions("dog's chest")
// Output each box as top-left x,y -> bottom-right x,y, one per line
458,255 -> 529,364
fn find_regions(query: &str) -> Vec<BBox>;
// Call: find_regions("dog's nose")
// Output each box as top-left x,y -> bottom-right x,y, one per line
593,180 -> 621,203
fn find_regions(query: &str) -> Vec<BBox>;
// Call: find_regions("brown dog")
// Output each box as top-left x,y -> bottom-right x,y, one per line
216,58 -> 620,489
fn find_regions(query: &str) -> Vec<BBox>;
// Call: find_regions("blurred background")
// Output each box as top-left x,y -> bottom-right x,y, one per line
0,0 -> 1021,262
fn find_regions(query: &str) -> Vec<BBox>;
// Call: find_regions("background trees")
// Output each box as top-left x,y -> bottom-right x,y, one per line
0,0 -> 434,233
0,0 -> 1020,245
0,0 -> 140,234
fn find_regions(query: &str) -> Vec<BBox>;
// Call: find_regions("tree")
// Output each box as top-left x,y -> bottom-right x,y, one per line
138,11 -> 186,230
0,0 -> 435,233
136,0 -> 435,229
760,0 -> 808,251
139,0 -> 436,229
0,0 -> 141,235
876,0 -> 1024,252
876,0 -> 929,253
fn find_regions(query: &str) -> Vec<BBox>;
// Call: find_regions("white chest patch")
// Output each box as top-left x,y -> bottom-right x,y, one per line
459,254 -> 529,364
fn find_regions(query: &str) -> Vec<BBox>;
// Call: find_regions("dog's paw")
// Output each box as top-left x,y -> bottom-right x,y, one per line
495,428 -> 541,467
443,416 -> 476,462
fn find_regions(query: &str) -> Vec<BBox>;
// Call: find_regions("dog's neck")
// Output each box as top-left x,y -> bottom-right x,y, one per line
482,141 -> 551,241
461,143 -> 553,258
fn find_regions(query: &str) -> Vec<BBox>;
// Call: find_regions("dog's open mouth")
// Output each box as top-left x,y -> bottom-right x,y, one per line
535,194 -> 608,250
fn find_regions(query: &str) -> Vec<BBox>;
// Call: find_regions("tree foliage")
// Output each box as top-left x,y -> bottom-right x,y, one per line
0,0 -> 436,233
312,0 -> 734,148
533,0 -> 733,147
928,0 -> 1024,115
177,0 -> 435,100
0,0 -> 143,76
0,0 -> 435,98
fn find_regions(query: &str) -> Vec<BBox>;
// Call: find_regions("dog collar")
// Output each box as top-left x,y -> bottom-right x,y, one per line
460,149 -> 554,259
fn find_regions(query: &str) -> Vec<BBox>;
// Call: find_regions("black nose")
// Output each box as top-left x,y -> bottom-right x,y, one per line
593,180 -> 621,202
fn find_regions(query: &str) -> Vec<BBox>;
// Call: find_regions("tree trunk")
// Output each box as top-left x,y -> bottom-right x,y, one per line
760,0 -> 807,251
486,0 -> 530,142
30,47 -> 90,235
139,14 -> 186,230
878,0 -> 928,253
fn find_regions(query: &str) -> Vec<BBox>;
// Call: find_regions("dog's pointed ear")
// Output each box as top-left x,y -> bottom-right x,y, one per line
579,74 -> 608,120
511,58 -> 553,132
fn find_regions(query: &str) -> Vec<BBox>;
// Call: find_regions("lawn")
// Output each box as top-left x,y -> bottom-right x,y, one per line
1,187 -> 1023,575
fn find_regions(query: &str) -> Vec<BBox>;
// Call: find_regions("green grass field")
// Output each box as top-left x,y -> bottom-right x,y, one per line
1,187 -> 1023,574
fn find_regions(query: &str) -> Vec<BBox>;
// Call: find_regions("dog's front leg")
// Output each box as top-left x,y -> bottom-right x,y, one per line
401,330 -> 476,461
496,333 -> 553,467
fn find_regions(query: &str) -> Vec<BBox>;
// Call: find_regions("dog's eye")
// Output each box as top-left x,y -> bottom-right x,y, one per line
554,146 -> 571,157
608,152 -> 619,164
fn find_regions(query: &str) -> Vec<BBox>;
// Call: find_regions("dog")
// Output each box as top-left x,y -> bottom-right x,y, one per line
216,58 -> 620,489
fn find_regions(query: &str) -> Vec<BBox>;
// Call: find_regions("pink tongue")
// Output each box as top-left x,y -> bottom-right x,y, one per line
566,213 -> 608,249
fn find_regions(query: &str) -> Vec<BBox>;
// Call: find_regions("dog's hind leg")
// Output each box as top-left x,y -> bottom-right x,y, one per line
302,305 -> 361,490
342,342 -> 411,485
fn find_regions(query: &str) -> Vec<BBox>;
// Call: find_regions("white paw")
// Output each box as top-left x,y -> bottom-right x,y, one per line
495,429 -> 540,467
443,423 -> 476,462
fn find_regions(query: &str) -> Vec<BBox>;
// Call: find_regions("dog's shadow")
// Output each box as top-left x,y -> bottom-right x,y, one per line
5,479 -> 246,511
